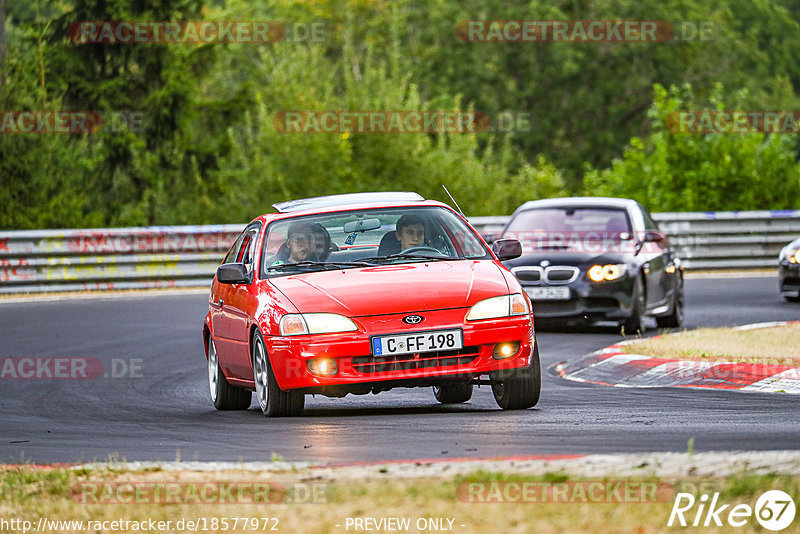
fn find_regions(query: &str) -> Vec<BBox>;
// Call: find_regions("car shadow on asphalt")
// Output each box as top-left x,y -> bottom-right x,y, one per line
264,405 -> 491,417
535,321 -> 622,335
244,404 -> 544,418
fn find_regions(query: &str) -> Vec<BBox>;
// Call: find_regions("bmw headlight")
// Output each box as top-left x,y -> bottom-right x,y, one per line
587,264 -> 626,282
279,313 -> 358,335
783,247 -> 800,264
465,294 -> 529,321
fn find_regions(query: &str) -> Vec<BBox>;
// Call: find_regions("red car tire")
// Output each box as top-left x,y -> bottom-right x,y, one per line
491,338 -> 541,410
433,383 -> 473,404
208,337 -> 252,411
252,331 -> 305,417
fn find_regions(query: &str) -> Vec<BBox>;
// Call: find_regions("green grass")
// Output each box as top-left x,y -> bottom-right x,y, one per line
2,465 -> 798,534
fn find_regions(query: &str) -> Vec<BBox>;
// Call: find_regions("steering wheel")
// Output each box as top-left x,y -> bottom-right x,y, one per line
401,246 -> 443,256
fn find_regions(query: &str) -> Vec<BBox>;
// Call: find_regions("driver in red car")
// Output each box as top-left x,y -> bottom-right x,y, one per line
396,214 -> 425,251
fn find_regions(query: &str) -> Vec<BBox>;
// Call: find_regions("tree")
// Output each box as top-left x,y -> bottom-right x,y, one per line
1,0 -> 6,85
583,84 -> 800,211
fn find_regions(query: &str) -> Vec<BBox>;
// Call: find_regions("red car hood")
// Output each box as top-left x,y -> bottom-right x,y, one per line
269,260 -> 510,316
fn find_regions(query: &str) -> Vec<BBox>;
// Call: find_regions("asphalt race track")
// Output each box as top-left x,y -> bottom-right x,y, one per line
1,276 -> 798,464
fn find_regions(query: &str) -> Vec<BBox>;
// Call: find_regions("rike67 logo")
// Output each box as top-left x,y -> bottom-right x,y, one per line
668,490 -> 796,531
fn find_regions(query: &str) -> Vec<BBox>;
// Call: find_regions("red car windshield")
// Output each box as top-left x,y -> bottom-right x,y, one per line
260,206 -> 491,277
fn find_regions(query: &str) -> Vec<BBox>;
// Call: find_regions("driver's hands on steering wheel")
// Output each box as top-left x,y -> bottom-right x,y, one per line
400,246 -> 444,255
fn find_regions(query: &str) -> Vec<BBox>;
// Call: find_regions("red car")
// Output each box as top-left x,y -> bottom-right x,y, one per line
203,192 -> 540,416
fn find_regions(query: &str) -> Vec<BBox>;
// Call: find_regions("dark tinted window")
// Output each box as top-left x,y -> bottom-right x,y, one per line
503,207 -> 632,252
505,208 -> 631,234
641,207 -> 659,231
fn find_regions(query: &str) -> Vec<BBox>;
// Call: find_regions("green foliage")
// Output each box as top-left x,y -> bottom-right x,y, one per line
584,83 -> 800,211
2,0 -> 800,229
398,0 -> 800,190
140,0 -> 566,222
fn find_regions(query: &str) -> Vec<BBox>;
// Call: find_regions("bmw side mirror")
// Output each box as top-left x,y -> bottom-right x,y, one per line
642,230 -> 667,243
217,263 -> 250,285
634,230 -> 668,256
492,238 -> 522,260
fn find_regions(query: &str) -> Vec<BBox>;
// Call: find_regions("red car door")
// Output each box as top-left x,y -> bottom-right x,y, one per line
219,224 -> 261,379
210,231 -> 244,371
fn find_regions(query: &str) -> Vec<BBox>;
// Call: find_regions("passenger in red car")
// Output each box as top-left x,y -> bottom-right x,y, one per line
310,223 -> 333,261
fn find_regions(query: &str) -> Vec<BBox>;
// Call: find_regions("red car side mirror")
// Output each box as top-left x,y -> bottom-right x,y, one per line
492,238 -> 522,260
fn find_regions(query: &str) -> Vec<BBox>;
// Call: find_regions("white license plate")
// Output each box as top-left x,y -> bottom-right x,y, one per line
371,329 -> 463,356
525,286 -> 570,300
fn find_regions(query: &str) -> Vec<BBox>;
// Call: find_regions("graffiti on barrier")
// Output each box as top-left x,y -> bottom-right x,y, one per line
0,259 -> 34,281
63,231 -> 238,255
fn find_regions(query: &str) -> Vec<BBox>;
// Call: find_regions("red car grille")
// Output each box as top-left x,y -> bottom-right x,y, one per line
351,346 -> 481,374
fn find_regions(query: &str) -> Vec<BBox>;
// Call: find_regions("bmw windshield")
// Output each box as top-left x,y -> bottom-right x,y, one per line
502,207 -> 634,253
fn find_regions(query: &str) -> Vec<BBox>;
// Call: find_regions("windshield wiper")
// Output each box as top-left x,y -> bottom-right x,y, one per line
366,253 -> 451,264
267,261 -> 371,272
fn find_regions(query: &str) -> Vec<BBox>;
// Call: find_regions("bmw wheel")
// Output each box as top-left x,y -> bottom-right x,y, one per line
208,337 -> 251,410
657,283 -> 684,328
623,277 -> 646,335
252,331 -> 304,417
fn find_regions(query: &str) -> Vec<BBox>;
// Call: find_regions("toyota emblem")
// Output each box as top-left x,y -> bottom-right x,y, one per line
402,315 -> 424,325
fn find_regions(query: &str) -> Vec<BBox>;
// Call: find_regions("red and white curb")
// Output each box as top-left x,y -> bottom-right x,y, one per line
555,322 -> 800,394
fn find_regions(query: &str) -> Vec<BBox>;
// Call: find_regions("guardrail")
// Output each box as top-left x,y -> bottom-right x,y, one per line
0,225 -> 243,294
1,211 -> 797,293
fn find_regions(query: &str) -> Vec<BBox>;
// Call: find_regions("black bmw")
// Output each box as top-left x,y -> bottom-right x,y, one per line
779,237 -> 800,302
497,197 -> 684,333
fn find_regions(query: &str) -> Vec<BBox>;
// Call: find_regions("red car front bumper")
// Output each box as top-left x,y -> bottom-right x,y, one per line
264,309 -> 534,391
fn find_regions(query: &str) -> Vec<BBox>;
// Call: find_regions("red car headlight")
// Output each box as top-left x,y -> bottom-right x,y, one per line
279,313 -> 358,335
465,294 -> 529,321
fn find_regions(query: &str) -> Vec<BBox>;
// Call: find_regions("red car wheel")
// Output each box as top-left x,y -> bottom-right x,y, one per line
252,331 -> 304,417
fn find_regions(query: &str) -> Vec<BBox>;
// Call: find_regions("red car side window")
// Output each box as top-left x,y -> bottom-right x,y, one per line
236,233 -> 252,263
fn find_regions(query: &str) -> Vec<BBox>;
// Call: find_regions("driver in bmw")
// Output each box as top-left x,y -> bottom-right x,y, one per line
396,214 -> 426,251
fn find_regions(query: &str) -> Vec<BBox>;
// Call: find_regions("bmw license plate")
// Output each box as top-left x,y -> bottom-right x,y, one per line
525,286 -> 570,300
371,329 -> 463,356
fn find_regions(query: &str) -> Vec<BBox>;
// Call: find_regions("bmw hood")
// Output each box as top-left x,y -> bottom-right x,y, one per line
504,251 -> 631,269
269,260 -> 510,316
